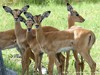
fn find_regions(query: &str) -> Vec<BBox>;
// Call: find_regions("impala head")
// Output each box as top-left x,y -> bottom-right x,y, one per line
23,12 -> 34,31
3,5 -> 29,20
24,11 -> 51,29
25,18 -> 34,31
67,3 -> 85,23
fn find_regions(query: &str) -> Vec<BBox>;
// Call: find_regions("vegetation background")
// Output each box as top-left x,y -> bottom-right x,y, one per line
0,0 -> 100,75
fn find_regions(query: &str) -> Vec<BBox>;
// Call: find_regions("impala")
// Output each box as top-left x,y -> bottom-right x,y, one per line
0,29 -> 18,50
3,5 -> 35,75
66,3 -> 85,75
24,11 -> 96,75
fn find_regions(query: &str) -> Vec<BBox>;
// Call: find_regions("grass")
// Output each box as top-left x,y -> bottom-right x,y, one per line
0,1 -> 100,75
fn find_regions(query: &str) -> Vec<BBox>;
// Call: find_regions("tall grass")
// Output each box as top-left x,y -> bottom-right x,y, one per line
0,1 -> 100,75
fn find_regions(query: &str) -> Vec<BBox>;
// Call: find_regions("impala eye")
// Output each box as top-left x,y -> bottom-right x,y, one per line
76,13 -> 79,16
35,25 -> 39,28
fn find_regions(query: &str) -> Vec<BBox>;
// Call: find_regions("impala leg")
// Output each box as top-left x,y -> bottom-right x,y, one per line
22,51 -> 26,75
56,53 -> 65,75
34,53 -> 39,74
73,50 -> 81,75
30,49 -> 45,75
34,52 -> 42,75
26,49 -> 35,75
55,56 -> 62,75
16,46 -> 23,56
27,49 -> 35,75
48,53 -> 55,75
80,56 -> 84,75
38,52 -> 43,75
22,60 -> 26,75
30,50 -> 35,61
26,61 -> 30,75
22,49 -> 30,75
65,51 -> 70,75
79,51 -> 96,75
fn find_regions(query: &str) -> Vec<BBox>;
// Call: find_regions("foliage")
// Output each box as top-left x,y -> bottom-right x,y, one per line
0,0 -> 100,6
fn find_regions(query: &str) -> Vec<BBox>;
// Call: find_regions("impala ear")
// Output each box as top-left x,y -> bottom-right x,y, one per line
66,3 -> 73,12
41,11 -> 51,21
3,6 -> 12,14
21,5 -> 29,12
42,11 -> 51,18
24,12 -> 33,19
18,16 -> 26,24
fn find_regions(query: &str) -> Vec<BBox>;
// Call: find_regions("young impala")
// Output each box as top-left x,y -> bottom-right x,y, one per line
66,3 -> 85,75
24,11 -> 96,75
3,5 -> 35,75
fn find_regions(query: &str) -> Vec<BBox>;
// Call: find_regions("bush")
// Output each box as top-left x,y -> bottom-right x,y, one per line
0,0 -> 100,6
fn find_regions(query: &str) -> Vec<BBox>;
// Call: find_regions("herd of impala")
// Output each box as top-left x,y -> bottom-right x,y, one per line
1,2 -> 96,75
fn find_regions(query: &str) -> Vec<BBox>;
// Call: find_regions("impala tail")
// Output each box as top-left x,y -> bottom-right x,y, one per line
88,32 -> 96,48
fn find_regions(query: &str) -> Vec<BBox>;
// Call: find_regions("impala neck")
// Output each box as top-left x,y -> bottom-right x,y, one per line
68,15 -> 75,29
26,29 -> 34,41
35,25 -> 45,44
14,18 -> 23,36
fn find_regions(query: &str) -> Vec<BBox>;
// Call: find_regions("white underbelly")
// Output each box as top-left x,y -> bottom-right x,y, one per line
57,47 -> 74,53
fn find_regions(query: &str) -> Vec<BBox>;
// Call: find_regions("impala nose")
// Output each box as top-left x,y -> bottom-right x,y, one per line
80,19 -> 85,23
15,18 -> 19,21
28,28 -> 31,31
35,25 -> 39,28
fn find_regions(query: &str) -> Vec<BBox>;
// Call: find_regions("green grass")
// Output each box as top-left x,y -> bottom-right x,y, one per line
0,2 -> 100,75
0,0 -> 100,5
